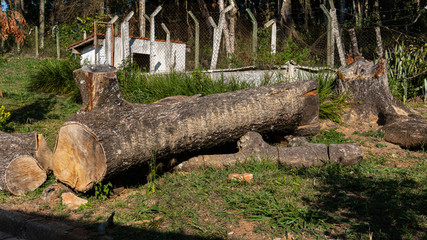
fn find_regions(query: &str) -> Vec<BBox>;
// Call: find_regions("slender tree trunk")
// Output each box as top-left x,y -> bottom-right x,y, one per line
139,0 -> 145,37
99,0 -> 104,14
229,1 -> 237,55
39,0 -> 45,49
280,0 -> 294,38
218,0 -> 232,58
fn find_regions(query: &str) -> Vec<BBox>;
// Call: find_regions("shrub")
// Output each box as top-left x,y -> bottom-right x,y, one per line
386,43 -> 427,103
0,105 -> 11,130
28,57 -> 81,102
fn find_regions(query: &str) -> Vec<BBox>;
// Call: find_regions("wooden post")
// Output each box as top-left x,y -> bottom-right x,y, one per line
35,26 -> 39,57
94,22 -> 98,64
56,28 -> 60,60
320,4 -> 334,67
105,16 -> 118,66
328,0 -> 345,66
210,4 -> 234,70
161,23 -> 172,72
264,19 -> 276,55
188,11 -> 200,69
150,6 -> 162,73
246,8 -> 257,65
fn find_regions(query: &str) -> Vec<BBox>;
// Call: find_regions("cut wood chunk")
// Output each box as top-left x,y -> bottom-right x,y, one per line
0,131 -> 48,195
53,65 -> 320,192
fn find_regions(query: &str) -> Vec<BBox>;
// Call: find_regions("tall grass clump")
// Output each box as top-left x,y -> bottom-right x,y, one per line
28,58 -> 81,102
315,71 -> 348,122
386,43 -> 427,103
117,62 -> 254,104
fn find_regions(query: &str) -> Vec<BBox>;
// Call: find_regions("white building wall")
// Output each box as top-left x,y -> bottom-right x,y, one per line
79,38 -> 186,72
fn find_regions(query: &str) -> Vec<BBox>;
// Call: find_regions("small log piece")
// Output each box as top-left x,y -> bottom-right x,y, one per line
337,57 -> 427,149
174,131 -> 363,171
0,131 -> 51,195
53,65 -> 320,192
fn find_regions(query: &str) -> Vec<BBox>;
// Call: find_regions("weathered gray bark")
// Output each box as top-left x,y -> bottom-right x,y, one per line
348,28 -> 361,57
0,131 -> 50,195
53,65 -> 320,192
175,132 -> 362,171
39,0 -> 45,49
139,0 -> 145,37
337,57 -> 427,149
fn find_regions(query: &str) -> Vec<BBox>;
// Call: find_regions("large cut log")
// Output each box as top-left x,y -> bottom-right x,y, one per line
0,131 -> 51,195
337,57 -> 427,149
53,65 -> 320,192
174,131 -> 362,171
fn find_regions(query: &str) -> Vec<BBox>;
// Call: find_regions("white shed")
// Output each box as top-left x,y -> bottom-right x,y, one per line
66,34 -> 186,73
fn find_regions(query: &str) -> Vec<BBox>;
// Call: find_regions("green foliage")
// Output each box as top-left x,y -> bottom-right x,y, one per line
94,182 -> 113,200
307,128 -> 352,145
59,13 -> 110,48
117,62 -> 254,104
316,71 -> 349,122
352,130 -> 385,140
386,43 -> 427,103
0,105 -> 11,130
28,57 -> 81,102
256,31 -> 316,67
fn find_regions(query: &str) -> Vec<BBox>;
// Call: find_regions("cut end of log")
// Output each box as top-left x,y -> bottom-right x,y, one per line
35,134 -> 54,172
6,156 -> 47,195
82,65 -> 116,73
53,123 -> 107,192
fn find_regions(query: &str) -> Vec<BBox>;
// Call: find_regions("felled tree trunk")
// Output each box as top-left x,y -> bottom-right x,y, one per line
337,57 -> 427,149
0,131 -> 51,195
53,65 -> 320,192
175,132 -> 363,171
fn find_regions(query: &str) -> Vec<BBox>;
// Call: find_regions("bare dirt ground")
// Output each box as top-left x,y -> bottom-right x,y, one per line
1,103 -> 426,240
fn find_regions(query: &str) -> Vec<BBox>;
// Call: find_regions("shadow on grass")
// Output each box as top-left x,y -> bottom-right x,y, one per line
298,164 -> 427,239
9,95 -> 57,124
0,208 -> 224,240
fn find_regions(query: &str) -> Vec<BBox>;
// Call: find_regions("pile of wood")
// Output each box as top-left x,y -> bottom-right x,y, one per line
4,57 -> 425,195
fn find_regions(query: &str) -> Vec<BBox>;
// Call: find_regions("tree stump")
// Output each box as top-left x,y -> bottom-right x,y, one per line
53,65 -> 320,192
0,131 -> 51,195
337,57 -> 427,149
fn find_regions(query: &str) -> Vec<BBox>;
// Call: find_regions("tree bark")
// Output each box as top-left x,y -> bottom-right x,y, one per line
0,131 -> 51,195
39,0 -> 45,49
175,132 -> 362,171
337,57 -> 427,149
53,65 -> 320,192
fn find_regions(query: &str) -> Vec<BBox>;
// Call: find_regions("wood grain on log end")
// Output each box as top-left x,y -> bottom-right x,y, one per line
53,123 -> 107,192
35,134 -> 54,172
6,155 -> 46,195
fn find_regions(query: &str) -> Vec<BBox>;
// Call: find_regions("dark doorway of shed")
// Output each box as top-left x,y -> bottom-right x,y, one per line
133,53 -> 150,71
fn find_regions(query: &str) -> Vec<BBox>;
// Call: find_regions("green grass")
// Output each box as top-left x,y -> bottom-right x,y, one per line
307,128 -> 353,145
0,55 -> 81,147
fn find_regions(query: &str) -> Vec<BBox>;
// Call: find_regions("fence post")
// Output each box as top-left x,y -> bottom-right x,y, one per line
35,26 -> 39,57
328,0 -> 345,66
121,11 -> 134,65
209,4 -> 233,70
375,26 -> 384,58
246,8 -> 257,65
188,11 -> 200,69
264,19 -> 276,55
56,28 -> 60,60
150,6 -> 162,73
161,23 -> 172,72
320,4 -> 334,67
106,16 -> 118,66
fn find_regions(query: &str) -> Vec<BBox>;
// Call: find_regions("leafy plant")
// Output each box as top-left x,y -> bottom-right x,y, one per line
316,71 -> 349,122
94,182 -> 113,200
386,43 -> 427,103
146,149 -> 158,194
0,105 -> 11,130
